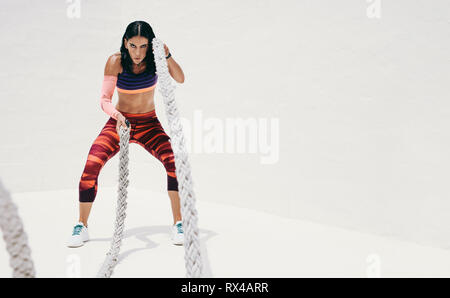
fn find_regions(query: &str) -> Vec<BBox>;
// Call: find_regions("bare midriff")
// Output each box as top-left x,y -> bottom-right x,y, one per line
115,89 -> 156,113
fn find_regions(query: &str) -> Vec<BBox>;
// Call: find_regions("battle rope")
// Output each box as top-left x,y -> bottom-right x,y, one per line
0,178 -> 35,277
97,121 -> 130,278
152,37 -> 203,277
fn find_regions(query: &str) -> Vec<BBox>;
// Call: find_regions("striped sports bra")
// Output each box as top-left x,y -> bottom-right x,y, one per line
116,68 -> 158,94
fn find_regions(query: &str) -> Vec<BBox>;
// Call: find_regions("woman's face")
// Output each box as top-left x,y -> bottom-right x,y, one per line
124,36 -> 149,65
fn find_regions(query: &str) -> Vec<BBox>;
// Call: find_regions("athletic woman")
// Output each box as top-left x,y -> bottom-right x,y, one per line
67,21 -> 185,248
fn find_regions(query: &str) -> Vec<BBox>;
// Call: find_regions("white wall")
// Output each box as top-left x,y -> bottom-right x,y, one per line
1,0 -> 449,248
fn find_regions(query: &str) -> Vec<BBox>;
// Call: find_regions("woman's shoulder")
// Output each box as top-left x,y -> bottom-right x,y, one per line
104,52 -> 123,76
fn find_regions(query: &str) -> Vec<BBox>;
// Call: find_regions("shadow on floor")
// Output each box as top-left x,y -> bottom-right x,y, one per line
90,225 -> 216,277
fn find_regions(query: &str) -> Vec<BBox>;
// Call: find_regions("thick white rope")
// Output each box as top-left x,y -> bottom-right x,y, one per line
97,124 -> 130,278
153,37 -> 203,277
0,178 -> 35,277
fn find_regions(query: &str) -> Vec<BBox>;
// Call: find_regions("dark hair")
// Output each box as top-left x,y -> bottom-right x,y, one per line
120,21 -> 156,74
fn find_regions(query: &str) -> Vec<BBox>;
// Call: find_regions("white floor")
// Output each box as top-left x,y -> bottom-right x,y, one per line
1,187 -> 450,277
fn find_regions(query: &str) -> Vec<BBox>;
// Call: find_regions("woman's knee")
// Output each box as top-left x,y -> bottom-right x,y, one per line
78,153 -> 115,203
167,174 -> 179,191
79,185 -> 97,203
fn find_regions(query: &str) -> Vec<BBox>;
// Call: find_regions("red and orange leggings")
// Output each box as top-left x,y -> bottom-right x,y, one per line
79,109 -> 178,202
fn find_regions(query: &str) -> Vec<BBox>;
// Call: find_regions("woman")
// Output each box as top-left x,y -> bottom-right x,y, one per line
67,21 -> 185,248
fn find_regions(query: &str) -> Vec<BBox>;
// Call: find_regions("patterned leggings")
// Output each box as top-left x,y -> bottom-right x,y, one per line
79,109 -> 178,202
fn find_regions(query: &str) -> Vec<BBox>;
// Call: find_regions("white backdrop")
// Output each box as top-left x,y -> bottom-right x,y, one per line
1,0 -> 450,256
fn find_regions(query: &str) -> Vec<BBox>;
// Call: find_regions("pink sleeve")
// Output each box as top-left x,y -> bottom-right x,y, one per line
100,75 -> 120,120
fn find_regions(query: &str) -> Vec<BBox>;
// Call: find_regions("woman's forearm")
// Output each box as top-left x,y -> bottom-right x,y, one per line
100,75 -> 120,119
167,56 -> 185,83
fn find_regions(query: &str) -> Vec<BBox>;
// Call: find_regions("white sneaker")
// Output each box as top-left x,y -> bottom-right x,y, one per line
171,220 -> 184,245
67,222 -> 89,248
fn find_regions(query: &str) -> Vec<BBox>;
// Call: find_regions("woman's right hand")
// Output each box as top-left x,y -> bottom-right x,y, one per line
116,113 -> 129,133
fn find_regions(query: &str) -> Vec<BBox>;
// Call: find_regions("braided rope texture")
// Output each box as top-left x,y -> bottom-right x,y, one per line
97,124 -> 130,278
152,37 -> 203,278
0,178 -> 35,277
